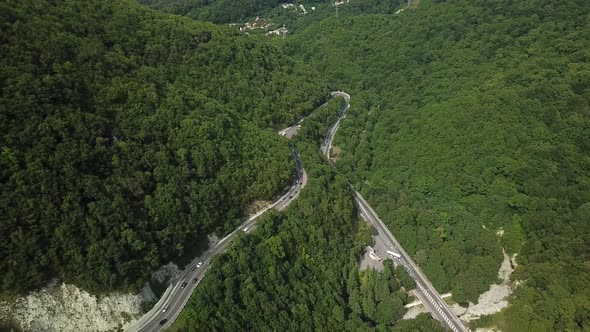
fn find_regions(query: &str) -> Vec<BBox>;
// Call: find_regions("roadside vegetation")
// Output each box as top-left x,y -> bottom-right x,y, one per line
0,0 -> 327,296
137,0 -> 284,24
282,0 -> 590,330
173,97 -> 443,330
3,0 -> 589,330
137,0 -> 335,24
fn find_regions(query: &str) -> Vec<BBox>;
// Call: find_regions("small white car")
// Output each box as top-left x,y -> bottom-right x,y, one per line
196,261 -> 203,268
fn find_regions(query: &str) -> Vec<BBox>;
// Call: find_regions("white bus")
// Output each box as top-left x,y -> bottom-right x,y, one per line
386,250 -> 401,259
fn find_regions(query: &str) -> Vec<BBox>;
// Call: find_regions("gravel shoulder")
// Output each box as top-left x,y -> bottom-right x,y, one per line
359,229 -> 392,272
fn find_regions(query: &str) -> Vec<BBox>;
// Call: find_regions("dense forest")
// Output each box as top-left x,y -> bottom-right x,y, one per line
174,98 -> 443,331
136,0 -> 282,24
283,0 -> 590,330
136,0 -> 342,26
3,0 -> 589,330
0,0 -> 327,295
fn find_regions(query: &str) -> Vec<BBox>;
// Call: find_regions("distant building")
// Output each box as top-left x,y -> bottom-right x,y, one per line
266,26 -> 288,37
366,246 -> 382,261
239,18 -> 270,32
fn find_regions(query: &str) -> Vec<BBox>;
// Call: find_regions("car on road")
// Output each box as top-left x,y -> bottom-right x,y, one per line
159,319 -> 168,325
196,261 -> 203,268
181,281 -> 188,288
193,277 -> 198,283
162,305 -> 170,313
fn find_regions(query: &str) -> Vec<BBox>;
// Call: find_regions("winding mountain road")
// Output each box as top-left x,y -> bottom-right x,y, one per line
321,91 -> 350,157
128,106 -> 313,332
131,151 -> 305,332
322,92 -> 469,332
130,91 -> 469,332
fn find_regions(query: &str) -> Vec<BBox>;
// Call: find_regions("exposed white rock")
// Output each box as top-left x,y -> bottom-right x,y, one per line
402,304 -> 428,319
450,249 -> 515,322
2,258 -> 205,331
0,232 -> 220,332
402,289 -> 428,319
0,281 -> 155,332
402,248 -> 516,328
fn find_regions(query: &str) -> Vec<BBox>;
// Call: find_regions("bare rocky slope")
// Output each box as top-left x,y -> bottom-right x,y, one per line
0,281 -> 154,332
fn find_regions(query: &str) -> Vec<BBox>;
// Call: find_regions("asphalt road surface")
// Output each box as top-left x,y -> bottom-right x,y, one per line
354,191 -> 469,332
278,99 -> 329,139
321,91 -> 350,158
131,91 -> 468,332
321,92 -> 469,332
129,110 -> 315,332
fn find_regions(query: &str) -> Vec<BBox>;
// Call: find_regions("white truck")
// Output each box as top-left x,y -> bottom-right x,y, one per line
386,250 -> 401,259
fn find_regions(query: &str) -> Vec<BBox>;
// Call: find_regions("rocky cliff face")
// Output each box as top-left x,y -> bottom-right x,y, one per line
0,281 -> 155,332
0,235 -> 220,332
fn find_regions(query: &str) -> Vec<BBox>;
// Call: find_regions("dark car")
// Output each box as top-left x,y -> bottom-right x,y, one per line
193,277 -> 198,283
159,319 -> 168,325
181,281 -> 188,288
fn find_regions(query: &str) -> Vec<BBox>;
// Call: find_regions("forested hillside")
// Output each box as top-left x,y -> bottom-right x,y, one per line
137,0 -> 335,25
4,0 -> 589,330
136,0 -> 282,24
173,98 -> 443,331
0,0 -> 327,295
285,0 -> 590,330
